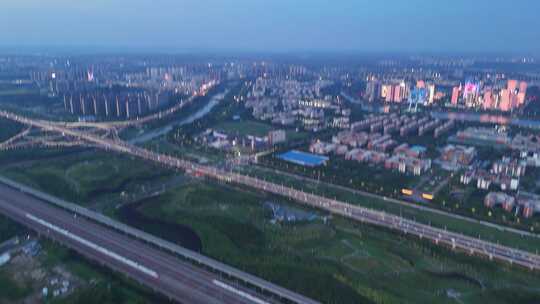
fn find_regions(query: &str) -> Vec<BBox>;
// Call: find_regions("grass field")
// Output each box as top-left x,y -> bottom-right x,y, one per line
240,165 -> 540,253
0,271 -> 32,302
118,181 -> 540,304
0,150 -> 175,207
1,140 -> 539,303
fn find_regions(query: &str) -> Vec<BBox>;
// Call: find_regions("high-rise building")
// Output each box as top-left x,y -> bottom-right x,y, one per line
399,82 -> 408,103
499,89 -> 511,111
463,82 -> 479,107
393,85 -> 402,103
517,92 -> 526,105
519,81 -> 528,94
365,79 -> 380,102
483,90 -> 493,109
427,84 -> 435,104
385,85 -> 394,103
87,69 -> 94,82
381,84 -> 392,101
48,72 -> 58,97
507,79 -> 518,93
518,81 -> 528,105
451,86 -> 460,105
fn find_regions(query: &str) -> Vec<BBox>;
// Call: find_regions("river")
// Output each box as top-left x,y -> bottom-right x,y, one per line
129,89 -> 229,144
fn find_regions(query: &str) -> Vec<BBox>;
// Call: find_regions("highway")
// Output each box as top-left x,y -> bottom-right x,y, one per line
249,165 -> 540,239
1,109 -> 539,273
0,182 -> 316,304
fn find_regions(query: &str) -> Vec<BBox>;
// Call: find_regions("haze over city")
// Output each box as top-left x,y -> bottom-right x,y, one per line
0,1 -> 540,304
1,0 -> 540,53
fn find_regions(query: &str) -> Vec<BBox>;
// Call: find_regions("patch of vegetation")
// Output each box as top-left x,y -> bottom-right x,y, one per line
0,150 -> 175,205
241,165 -> 540,253
116,181 -> 540,304
0,215 -> 25,243
0,271 -> 32,301
38,240 -> 169,304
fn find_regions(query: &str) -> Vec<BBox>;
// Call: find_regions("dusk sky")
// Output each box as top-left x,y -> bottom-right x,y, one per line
1,0 -> 539,54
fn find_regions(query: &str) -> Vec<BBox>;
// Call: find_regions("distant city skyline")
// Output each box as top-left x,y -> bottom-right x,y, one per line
1,0 -> 540,54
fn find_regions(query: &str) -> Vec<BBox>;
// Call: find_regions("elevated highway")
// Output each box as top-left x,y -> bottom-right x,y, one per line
1,109 -> 539,273
0,180 -> 319,304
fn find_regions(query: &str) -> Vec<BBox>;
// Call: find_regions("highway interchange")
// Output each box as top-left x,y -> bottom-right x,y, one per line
0,105 -> 539,302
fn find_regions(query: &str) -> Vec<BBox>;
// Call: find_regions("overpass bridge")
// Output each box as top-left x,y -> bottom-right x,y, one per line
0,179 -> 317,304
1,109 -> 539,274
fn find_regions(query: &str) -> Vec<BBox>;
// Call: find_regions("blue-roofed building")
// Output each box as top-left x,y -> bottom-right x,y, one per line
278,150 -> 329,167
410,145 -> 427,157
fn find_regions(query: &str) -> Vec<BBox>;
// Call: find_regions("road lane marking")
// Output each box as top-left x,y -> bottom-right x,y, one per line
26,213 -> 159,279
213,280 -> 270,304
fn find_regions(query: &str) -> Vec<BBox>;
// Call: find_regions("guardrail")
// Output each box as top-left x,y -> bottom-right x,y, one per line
0,176 -> 319,304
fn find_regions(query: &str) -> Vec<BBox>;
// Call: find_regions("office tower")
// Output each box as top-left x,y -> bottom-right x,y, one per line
104,95 -> 110,117
393,85 -> 402,102
381,84 -> 392,100
518,81 -> 528,105
463,82 -> 479,107
517,92 -> 526,105
386,86 -> 395,103
428,84 -> 435,104
499,89 -> 511,111
69,95 -> 75,114
365,79 -> 379,102
87,69 -> 94,82
507,79 -> 518,93
116,96 -> 122,117
483,90 -> 493,109
451,86 -> 460,105
93,96 -> 99,116
63,95 -> 69,111
80,95 -> 87,115
519,81 -> 528,94
48,72 -> 58,97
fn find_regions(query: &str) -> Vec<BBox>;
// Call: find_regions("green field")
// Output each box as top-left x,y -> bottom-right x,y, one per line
117,181 -> 540,304
0,271 -> 32,302
0,150 -> 176,207
240,165 -> 540,253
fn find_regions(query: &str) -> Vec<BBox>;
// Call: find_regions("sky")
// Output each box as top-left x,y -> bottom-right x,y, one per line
0,0 -> 539,54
